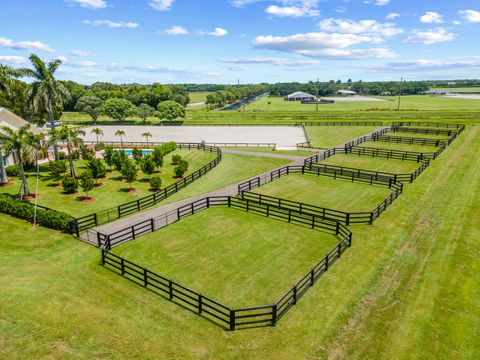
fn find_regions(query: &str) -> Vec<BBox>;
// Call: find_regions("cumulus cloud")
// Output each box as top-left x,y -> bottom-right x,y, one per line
164,26 -> 188,35
420,12 -> 444,24
149,0 -> 174,11
0,37 -> 54,52
361,59 -> 480,71
404,28 -> 455,45
0,55 -> 28,65
70,50 -> 89,57
459,9 -> 480,23
67,0 -> 107,9
319,18 -> 403,37
198,27 -> 228,36
219,57 -> 321,66
386,12 -> 400,20
232,0 -> 319,18
374,0 -> 390,6
83,20 -> 139,28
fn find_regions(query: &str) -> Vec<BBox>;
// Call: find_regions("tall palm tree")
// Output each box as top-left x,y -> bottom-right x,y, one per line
0,124 -> 38,197
91,128 -> 104,144
115,130 -> 125,148
24,54 -> 69,161
0,151 -> 7,185
142,132 -> 152,147
52,126 -> 85,178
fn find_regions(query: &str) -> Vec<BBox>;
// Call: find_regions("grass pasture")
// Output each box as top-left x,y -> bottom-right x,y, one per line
221,146 -> 315,157
1,125 -> 478,358
306,126 -> 382,148
188,91 -> 211,103
359,140 -> 440,153
252,173 -> 392,212
113,207 -> 338,307
319,153 -> 423,174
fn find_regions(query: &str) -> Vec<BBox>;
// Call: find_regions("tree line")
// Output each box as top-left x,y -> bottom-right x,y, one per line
205,84 -> 267,109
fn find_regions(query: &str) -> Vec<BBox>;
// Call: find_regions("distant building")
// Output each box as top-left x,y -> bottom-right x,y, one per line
0,107 -> 41,168
284,91 -> 316,102
337,90 -> 357,96
424,90 -> 448,95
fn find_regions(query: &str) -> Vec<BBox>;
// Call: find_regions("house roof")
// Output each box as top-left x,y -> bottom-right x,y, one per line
0,108 -> 41,135
285,91 -> 316,98
337,90 -> 357,94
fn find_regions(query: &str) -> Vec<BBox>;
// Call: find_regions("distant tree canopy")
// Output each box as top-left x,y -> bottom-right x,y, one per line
205,84 -> 267,109
156,100 -> 185,121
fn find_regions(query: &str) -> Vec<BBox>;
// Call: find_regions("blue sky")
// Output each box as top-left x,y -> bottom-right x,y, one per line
1,0 -> 479,84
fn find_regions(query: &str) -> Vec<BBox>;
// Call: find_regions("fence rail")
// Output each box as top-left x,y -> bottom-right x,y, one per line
374,134 -> 447,147
70,143 -> 222,236
392,121 -> 465,131
99,196 -> 352,330
392,127 -> 457,137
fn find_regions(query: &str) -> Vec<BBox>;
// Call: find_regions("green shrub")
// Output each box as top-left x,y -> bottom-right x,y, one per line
0,195 -> 71,232
86,158 -> 107,179
62,176 -> 78,194
149,176 -> 162,190
79,171 -> 95,197
171,154 -> 182,165
174,165 -> 186,178
58,152 -> 66,160
132,146 -> 143,164
152,147 -> 164,168
141,155 -> 156,176
5,164 -> 19,177
113,150 -> 127,171
71,150 -> 80,160
103,145 -> 115,169
48,160 -> 67,182
121,159 -> 138,188
80,146 -> 94,161
178,159 -> 189,171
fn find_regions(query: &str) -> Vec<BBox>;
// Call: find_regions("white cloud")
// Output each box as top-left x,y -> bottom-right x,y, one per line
319,18 -> 403,37
225,65 -> 249,71
452,20 -> 461,25
420,12 -> 444,24
205,27 -> 228,37
374,0 -> 390,6
266,5 -> 318,17
164,26 -> 188,35
0,37 -> 54,52
386,12 -> 400,20
0,55 -> 28,65
296,47 -> 395,59
83,20 -> 139,28
219,57 -> 321,66
404,28 -> 455,45
70,50 -> 89,56
149,0 -> 174,11
68,0 -> 107,9
459,9 -> 480,23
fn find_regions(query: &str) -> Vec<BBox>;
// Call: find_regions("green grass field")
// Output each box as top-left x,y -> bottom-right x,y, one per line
388,131 -> 450,139
306,126 -> 381,148
1,125 -> 477,358
320,153 -> 422,174
252,173 -> 392,212
0,149 -> 216,216
358,140 -> 439,153
434,87 -> 480,92
113,207 -> 338,307
188,92 -> 211,104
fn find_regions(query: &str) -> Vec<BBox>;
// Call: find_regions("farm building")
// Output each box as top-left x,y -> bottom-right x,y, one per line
0,107 -> 41,174
284,91 -> 317,102
337,90 -> 357,96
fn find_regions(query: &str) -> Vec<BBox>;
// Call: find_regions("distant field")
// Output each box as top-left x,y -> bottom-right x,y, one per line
188,92 -> 211,103
243,95 -> 480,112
359,140 -> 439,153
306,126 -> 381,148
320,153 -> 422,173
113,207 -> 338,307
221,146 -> 315,157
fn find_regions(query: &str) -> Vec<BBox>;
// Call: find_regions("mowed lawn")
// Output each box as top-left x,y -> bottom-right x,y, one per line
358,140 -> 440,153
320,153 -> 423,173
113,207 -> 338,307
306,126 -> 382,148
252,173 -> 392,212
388,131 -> 451,139
222,146 -> 315,157
188,92 -> 211,103
0,149 -> 216,216
0,125 -> 479,359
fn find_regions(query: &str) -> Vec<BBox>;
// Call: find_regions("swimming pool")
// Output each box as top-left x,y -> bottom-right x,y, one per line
118,149 -> 153,156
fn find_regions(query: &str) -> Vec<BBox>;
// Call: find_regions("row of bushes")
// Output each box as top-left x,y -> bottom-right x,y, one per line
0,195 -> 72,232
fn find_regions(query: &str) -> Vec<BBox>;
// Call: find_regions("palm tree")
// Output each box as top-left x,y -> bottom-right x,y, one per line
142,132 -> 152,147
0,64 -> 27,94
24,54 -> 69,161
0,124 -> 38,197
115,130 -> 125,148
91,128 -> 104,144
53,126 -> 85,178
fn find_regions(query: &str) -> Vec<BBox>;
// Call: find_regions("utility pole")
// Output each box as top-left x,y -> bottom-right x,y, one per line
316,78 -> 320,112
397,76 -> 404,111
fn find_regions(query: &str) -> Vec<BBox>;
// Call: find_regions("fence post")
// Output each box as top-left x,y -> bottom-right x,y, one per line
346,213 -> 350,226
143,268 -> 148,287
150,218 -> 154,232
370,212 -> 374,224
207,197 -> 210,208
272,304 -> 277,326
336,222 -> 340,235
337,243 -> 342,258
121,258 -> 125,275
93,213 -> 98,227
228,197 -> 231,208
293,285 -> 298,305
310,268 -> 315,285
97,232 -> 103,247
132,225 -> 136,240
198,294 -> 203,314
101,249 -> 106,265
169,280 -> 173,300
325,254 -> 329,271
229,310 -> 236,331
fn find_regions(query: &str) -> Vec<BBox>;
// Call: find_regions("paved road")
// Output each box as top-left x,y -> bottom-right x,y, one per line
83,126 -> 388,241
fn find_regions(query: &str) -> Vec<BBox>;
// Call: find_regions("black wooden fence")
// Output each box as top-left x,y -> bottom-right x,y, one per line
345,146 -> 433,162
99,196 -> 352,330
392,127 -> 457,137
392,122 -> 465,131
374,134 -> 447,147
70,143 -> 222,236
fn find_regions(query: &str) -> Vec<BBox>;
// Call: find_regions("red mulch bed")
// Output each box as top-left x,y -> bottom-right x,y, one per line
94,183 -> 103,187
0,182 -> 15,187
80,197 -> 96,203
22,193 -> 39,201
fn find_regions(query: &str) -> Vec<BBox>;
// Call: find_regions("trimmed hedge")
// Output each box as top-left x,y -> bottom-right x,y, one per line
0,195 -> 72,232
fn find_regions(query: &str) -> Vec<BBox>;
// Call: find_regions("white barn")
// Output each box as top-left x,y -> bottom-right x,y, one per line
337,90 -> 357,96
284,91 -> 316,102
